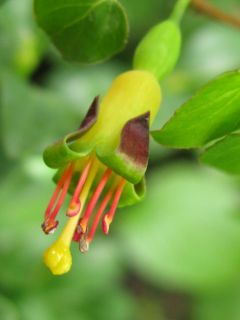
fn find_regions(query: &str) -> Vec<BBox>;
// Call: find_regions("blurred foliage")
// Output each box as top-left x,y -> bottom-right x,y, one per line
118,165 -> 240,293
1,71 -> 81,159
0,0 -> 240,319
0,0 -> 46,77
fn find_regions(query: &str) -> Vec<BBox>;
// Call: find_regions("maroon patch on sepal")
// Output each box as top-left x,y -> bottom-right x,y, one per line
119,112 -> 150,167
79,96 -> 99,130
67,96 -> 99,143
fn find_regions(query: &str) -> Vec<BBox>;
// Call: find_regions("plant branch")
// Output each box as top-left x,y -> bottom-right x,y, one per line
191,0 -> 240,29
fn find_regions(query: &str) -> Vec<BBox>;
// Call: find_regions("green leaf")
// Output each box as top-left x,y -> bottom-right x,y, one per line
151,70 -> 240,148
200,133 -> 240,175
34,0 -> 129,64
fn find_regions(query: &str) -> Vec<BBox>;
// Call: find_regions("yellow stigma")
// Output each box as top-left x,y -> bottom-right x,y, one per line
43,156 -> 99,275
43,240 -> 72,275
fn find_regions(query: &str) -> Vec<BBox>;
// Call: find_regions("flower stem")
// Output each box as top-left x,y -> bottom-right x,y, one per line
171,0 -> 191,24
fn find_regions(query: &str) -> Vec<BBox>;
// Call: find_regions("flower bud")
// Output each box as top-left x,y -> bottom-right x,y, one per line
133,20 -> 181,81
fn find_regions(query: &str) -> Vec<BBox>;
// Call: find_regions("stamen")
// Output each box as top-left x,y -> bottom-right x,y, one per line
49,170 -> 73,220
44,164 -> 73,219
79,234 -> 89,253
72,223 -> 88,242
72,230 -> 81,242
102,179 -> 126,235
80,168 -> 112,233
44,157 -> 99,275
67,159 -> 93,217
54,158 -> 99,246
87,189 -> 113,243
42,164 -> 73,234
72,225 -> 82,242
41,220 -> 59,235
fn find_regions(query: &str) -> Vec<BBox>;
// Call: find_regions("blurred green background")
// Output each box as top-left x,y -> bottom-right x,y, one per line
0,0 -> 240,319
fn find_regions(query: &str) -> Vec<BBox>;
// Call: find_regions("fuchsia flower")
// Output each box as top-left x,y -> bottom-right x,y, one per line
42,70 -> 161,275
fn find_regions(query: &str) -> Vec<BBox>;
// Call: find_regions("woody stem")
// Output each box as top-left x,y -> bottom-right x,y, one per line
191,0 -> 240,29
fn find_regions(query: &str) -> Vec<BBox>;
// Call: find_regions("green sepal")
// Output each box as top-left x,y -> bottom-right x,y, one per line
133,20 -> 181,81
119,178 -> 146,207
43,132 -> 94,169
43,96 -> 99,168
96,147 -> 145,185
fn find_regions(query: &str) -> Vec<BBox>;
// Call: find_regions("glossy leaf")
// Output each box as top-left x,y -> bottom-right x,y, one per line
200,133 -> 240,175
152,70 -> 240,148
34,0 -> 129,64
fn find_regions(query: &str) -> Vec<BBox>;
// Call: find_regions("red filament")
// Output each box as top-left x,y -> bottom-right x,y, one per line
42,164 -> 73,234
79,168 -> 112,233
67,159 -> 93,217
48,166 -> 73,221
44,164 -> 73,219
87,189 -> 113,242
102,179 -> 126,234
